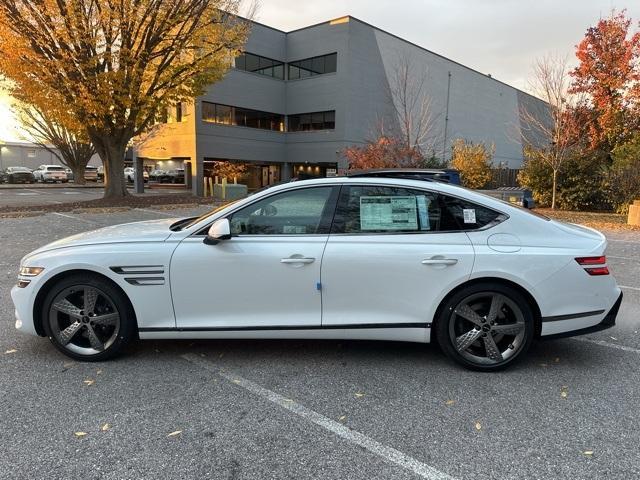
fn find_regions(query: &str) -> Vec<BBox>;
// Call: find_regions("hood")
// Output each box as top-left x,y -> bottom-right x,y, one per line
25,218 -> 178,257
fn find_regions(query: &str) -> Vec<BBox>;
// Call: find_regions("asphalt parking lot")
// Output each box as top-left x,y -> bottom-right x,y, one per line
0,185 -> 186,207
1,208 -> 639,480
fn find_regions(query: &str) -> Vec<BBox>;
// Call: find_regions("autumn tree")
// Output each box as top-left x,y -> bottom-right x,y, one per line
16,104 -> 96,185
570,10 -> 640,155
519,54 -> 582,209
450,139 -> 493,189
0,0 -> 251,198
343,136 -> 444,171
213,161 -> 247,183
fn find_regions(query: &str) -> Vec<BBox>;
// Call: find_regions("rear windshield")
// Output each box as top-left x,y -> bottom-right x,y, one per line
47,166 -> 65,171
86,166 -> 98,171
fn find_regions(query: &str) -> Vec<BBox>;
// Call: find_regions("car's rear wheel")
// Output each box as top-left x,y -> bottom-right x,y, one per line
42,274 -> 136,361
435,283 -> 534,371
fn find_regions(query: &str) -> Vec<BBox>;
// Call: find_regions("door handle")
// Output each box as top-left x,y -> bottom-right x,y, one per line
422,258 -> 458,266
281,257 -> 315,264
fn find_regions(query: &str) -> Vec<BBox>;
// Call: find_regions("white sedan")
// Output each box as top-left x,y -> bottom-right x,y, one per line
11,176 -> 622,370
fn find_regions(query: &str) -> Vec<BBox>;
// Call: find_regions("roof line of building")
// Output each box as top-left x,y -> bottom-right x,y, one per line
247,14 -> 543,103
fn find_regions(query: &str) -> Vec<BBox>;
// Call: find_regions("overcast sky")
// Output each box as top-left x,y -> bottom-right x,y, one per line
1,0 -> 638,142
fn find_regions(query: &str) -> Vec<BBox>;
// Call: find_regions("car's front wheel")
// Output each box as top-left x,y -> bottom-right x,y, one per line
435,283 -> 534,371
42,274 -> 136,361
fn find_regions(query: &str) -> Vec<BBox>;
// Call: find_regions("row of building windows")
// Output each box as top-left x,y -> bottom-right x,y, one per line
202,102 -> 285,131
202,102 -> 335,132
234,52 -> 285,79
234,52 -> 337,80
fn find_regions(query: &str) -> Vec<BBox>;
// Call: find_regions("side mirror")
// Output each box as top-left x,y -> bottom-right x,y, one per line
203,218 -> 232,245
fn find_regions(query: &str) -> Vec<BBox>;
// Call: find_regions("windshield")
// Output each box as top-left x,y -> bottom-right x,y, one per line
178,200 -> 241,230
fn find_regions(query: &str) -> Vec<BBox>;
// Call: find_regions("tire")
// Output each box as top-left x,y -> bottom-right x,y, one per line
435,282 -> 534,371
41,273 -> 136,361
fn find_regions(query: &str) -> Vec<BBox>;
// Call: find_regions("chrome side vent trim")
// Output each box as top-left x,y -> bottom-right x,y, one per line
111,265 -> 165,275
125,277 -> 165,286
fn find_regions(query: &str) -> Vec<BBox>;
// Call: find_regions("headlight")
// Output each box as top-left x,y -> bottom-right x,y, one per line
19,266 -> 44,277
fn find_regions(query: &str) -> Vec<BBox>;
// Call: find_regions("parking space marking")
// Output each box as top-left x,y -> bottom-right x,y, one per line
620,285 -> 640,291
15,193 -> 39,196
182,354 -> 456,480
51,212 -> 101,225
572,337 -> 640,354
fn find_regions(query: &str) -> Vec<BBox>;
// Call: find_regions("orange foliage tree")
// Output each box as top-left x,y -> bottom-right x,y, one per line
342,136 -> 432,171
570,10 -> 640,155
0,0 -> 250,198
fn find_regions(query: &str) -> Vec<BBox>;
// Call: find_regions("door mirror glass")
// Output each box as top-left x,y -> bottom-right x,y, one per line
204,218 -> 231,245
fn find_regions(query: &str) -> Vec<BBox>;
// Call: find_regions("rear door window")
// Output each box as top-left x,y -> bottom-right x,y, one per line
331,185 -> 506,234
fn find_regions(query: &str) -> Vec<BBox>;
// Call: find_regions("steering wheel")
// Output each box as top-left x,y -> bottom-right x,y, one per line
259,204 -> 278,217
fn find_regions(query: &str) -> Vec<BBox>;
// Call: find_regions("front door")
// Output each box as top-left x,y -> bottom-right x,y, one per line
170,185 -> 339,328
321,185 -> 476,328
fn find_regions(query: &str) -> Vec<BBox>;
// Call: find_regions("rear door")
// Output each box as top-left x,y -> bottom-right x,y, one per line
320,184 -> 476,328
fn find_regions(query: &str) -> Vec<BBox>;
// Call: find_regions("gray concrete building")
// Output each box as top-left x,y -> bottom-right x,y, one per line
0,141 -> 101,171
138,16 -> 547,195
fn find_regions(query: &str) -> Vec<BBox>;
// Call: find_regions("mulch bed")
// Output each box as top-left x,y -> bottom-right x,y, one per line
0,194 -> 218,215
537,208 -> 640,232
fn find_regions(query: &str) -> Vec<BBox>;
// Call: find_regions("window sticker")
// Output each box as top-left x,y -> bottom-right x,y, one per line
416,195 -> 430,231
360,196 -> 418,231
463,208 -> 477,224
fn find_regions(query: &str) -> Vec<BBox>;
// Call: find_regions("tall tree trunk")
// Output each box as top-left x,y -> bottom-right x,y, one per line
551,168 -> 558,209
73,164 -> 87,185
92,137 -> 128,198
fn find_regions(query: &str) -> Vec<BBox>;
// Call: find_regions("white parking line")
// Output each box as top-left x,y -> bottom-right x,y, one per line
607,255 -> 640,262
15,193 -> 39,196
620,285 -> 640,292
572,337 -> 640,354
182,354 -> 456,480
51,212 -> 100,225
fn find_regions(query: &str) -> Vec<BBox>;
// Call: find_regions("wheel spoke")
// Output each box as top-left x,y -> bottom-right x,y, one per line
456,328 -> 483,352
85,324 -> 104,351
454,304 -> 485,327
487,294 -> 504,322
83,287 -> 98,314
59,321 -> 82,345
492,323 -> 524,336
52,299 -> 83,319
92,312 -> 119,327
483,335 -> 503,362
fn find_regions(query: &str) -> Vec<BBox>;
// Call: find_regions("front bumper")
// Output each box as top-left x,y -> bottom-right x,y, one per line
542,292 -> 623,340
11,283 -> 39,336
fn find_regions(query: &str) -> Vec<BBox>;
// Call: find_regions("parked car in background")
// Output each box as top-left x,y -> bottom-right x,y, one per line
124,167 -> 149,183
149,169 -> 167,182
164,168 -> 185,184
0,166 -> 35,184
84,166 -> 99,182
64,168 -> 74,182
97,166 -> 104,181
32,165 -> 68,183
348,168 -> 461,185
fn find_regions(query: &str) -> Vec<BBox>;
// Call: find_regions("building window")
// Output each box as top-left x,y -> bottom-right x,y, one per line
235,52 -> 285,80
27,149 -> 36,158
176,103 -> 183,123
288,53 -> 337,80
202,102 -> 285,132
288,111 -> 335,132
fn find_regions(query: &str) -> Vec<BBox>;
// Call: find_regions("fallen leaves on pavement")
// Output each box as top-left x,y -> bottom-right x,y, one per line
101,423 -> 110,432
74,432 -> 88,438
4,349 -> 17,354
167,430 -> 182,437
475,422 -> 482,431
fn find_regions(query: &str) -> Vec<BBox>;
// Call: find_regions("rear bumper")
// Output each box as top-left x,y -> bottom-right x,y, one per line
541,292 -> 623,340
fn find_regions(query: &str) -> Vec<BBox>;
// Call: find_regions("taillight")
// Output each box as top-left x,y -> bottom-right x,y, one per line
575,256 -> 609,275
575,256 -> 606,265
584,266 -> 610,276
